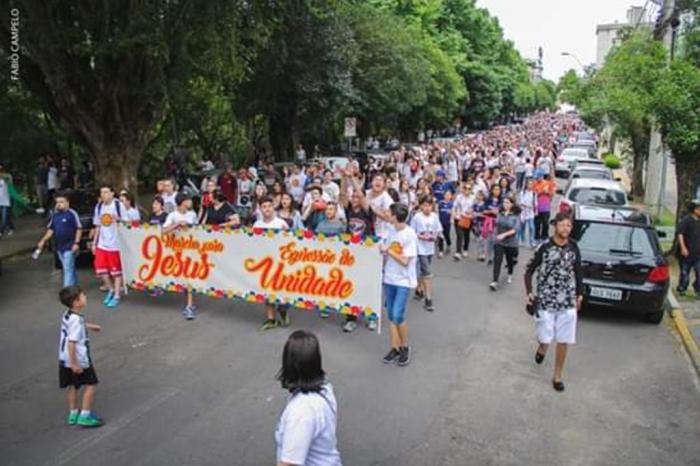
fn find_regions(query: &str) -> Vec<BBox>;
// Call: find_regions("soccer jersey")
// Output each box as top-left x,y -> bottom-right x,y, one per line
58,311 -> 91,369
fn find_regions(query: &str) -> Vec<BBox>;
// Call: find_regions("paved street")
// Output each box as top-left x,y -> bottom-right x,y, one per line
1,249 -> 699,466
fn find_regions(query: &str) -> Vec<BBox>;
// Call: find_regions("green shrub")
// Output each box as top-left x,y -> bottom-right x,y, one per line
603,154 -> 621,169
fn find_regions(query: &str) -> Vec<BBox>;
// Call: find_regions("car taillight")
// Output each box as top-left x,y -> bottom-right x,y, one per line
560,201 -> 571,214
647,264 -> 669,283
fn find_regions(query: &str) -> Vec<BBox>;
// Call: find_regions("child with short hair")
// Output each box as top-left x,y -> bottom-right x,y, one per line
381,202 -> 418,367
437,190 -> 454,258
410,195 -> 442,312
58,285 -> 103,427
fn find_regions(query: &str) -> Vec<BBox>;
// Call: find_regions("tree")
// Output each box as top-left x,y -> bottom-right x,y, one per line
557,69 -> 583,105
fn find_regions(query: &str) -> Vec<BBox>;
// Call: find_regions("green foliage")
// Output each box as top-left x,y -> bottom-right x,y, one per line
603,154 -> 622,169
557,69 -> 582,104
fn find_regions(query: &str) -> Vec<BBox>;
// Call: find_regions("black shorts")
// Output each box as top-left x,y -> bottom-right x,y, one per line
59,364 -> 99,389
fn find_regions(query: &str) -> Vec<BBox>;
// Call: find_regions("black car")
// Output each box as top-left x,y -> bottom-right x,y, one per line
52,189 -> 98,268
572,205 -> 669,324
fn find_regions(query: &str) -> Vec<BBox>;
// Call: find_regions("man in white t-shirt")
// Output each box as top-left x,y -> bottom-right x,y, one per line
380,202 -> 418,367
364,174 -> 394,239
254,196 -> 290,330
286,165 -> 306,205
163,193 -> 199,320
321,169 -> 340,203
91,186 -> 124,308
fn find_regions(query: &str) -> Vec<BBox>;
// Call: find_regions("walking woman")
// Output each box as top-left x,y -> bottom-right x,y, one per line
275,330 -> 342,466
483,184 -> 502,264
452,181 -> 475,260
489,196 -> 521,291
517,178 -> 538,248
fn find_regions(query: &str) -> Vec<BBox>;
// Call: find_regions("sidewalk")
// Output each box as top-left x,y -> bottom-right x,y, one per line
0,214 -> 46,262
668,260 -> 700,374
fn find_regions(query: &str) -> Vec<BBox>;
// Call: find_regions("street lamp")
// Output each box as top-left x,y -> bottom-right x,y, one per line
561,51 -> 585,71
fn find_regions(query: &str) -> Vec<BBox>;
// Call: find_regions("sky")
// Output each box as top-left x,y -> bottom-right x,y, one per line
476,0 -> 653,82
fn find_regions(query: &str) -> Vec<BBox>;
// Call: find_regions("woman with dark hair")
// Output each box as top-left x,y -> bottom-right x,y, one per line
202,189 -> 239,227
275,330 -> 342,466
149,196 -> 168,225
489,196 -> 521,291
277,192 -> 303,230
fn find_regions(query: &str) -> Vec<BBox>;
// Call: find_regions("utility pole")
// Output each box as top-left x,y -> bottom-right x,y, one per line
644,0 -> 675,216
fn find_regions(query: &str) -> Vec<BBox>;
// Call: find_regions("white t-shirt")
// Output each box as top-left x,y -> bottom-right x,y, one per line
124,207 -> 141,222
93,200 -> 122,251
161,192 -> 177,213
0,177 -> 10,207
287,174 -> 306,203
322,181 -> 340,203
366,190 -> 394,239
58,311 -> 90,368
163,210 -> 198,228
47,166 -> 59,190
382,224 -> 418,288
445,159 -> 459,182
410,212 -> 442,256
238,179 -> 253,207
275,383 -> 341,466
253,216 -> 288,230
453,193 -> 474,218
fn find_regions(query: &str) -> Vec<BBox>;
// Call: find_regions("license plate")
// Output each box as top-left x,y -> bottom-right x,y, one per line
589,286 -> 622,301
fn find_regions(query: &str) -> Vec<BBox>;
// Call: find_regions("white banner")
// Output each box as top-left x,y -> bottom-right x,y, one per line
117,223 -> 383,322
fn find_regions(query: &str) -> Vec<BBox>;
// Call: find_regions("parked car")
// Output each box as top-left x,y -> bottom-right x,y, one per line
572,204 -> 669,323
568,165 -> 613,181
571,158 -> 605,170
555,148 -> 594,178
556,178 -> 628,215
570,140 -> 597,157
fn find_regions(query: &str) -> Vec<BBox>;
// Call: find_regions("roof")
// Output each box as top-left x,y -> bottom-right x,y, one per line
561,148 -> 589,156
568,178 -> 625,190
575,205 -> 652,227
571,165 -> 610,173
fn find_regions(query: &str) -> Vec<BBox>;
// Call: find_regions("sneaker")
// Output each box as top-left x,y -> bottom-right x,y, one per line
489,282 -> 498,291
507,275 -> 513,284
367,319 -> 378,332
320,310 -> 330,318
77,413 -> 104,428
438,251 -> 444,258
182,305 -> 196,320
487,259 -> 493,265
279,309 -> 291,327
105,296 -> 120,308
102,290 -> 114,305
343,320 -> 358,333
382,348 -> 400,364
6,229 -> 14,236
67,411 -> 79,425
424,299 -> 434,312
453,253 -> 462,261
413,290 -> 424,301
260,319 -> 279,331
463,252 -> 469,258
397,346 -> 411,366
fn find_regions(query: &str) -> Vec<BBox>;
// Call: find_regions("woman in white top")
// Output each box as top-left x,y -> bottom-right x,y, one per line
452,181 -> 475,260
517,177 -> 538,248
119,191 -> 141,222
275,330 -> 342,466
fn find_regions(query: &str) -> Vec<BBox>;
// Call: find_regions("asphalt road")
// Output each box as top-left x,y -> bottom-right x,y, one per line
1,249 -> 699,466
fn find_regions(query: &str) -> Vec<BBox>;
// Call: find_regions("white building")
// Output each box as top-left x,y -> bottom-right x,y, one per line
596,6 -> 653,67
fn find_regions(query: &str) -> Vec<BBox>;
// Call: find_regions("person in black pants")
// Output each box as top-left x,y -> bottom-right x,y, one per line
490,197 -> 521,291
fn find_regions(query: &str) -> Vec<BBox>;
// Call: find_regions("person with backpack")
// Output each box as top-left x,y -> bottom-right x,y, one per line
91,186 -> 124,308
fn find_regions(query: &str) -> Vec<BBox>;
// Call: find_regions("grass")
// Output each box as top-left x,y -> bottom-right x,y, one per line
654,207 -> 676,227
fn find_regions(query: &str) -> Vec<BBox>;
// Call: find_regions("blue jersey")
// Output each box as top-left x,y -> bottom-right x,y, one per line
438,199 -> 453,224
432,181 -> 454,202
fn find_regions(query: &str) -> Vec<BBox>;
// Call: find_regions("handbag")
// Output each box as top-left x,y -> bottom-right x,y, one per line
458,215 -> 472,229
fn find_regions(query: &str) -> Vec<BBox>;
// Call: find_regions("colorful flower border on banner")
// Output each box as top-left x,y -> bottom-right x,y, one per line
127,279 -> 378,321
118,221 -> 380,247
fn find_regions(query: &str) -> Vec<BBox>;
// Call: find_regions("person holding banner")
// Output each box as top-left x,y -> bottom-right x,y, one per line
381,203 -> 418,367
163,193 -> 199,320
253,196 -> 291,331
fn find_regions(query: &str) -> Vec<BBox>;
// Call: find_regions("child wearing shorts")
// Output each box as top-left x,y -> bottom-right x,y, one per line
410,195 -> 442,312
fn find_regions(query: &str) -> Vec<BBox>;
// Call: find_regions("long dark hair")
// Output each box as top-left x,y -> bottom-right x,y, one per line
277,330 -> 326,394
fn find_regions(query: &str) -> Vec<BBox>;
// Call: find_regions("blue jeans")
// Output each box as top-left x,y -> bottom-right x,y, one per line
58,250 -> 78,287
0,205 -> 9,234
518,217 -> 536,246
384,284 -> 410,325
677,257 -> 700,293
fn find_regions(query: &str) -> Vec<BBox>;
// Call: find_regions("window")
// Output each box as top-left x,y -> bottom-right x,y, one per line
573,222 -> 657,256
569,188 -> 626,205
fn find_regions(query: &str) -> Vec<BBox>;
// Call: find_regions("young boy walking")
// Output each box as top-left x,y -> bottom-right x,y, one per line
410,195 -> 442,312
381,203 -> 418,367
58,285 -> 103,427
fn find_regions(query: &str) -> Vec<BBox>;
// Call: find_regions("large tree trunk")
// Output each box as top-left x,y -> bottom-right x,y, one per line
93,144 -> 143,194
674,156 -> 700,225
632,149 -> 646,199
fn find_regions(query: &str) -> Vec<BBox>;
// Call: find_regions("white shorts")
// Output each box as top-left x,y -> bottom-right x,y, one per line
535,308 -> 577,344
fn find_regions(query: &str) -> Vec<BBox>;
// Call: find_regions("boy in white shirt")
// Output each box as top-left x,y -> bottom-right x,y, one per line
163,193 -> 199,320
409,195 -> 442,312
253,196 -> 291,330
381,202 -> 418,367
58,285 -> 103,427
91,186 -> 124,308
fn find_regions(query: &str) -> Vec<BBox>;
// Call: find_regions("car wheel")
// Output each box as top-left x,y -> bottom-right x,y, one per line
645,310 -> 664,325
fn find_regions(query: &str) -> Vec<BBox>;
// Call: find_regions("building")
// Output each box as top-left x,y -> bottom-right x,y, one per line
595,6 -> 654,67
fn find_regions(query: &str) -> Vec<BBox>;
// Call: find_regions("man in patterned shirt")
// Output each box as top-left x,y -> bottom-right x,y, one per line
524,212 -> 583,392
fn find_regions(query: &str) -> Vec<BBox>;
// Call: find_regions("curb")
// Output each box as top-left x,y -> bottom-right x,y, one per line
0,246 -> 35,262
667,292 -> 700,374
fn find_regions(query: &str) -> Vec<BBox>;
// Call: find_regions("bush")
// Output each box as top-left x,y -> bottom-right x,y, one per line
603,154 -> 621,169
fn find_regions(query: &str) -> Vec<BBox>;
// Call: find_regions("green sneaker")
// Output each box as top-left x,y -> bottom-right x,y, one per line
260,319 -> 279,331
67,411 -> 79,425
77,413 -> 104,428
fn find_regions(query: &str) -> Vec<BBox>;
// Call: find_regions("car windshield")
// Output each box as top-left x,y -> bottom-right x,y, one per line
573,222 -> 657,256
572,170 -> 610,180
569,188 -> 626,205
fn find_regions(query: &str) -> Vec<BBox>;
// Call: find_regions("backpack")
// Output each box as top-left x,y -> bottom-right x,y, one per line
96,199 -> 122,220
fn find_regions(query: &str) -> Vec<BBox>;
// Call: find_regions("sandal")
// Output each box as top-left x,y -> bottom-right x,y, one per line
535,350 -> 545,365
552,380 -> 565,392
